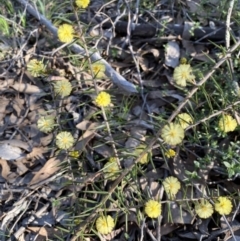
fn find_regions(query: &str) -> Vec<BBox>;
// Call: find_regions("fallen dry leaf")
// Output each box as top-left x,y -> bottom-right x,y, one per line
76,120 -> 98,131
75,121 -> 98,154
165,41 -> 180,68
0,159 -> 18,183
11,83 -> 44,94
138,56 -> 149,72
162,201 -> 194,224
93,141 -> 113,158
27,226 -> 68,241
171,152 -> 213,186
0,143 -> 24,161
186,0 -> 201,14
26,147 -> 48,162
11,97 -> 25,117
161,223 -> 180,236
1,200 -> 29,230
29,154 -> 66,186
0,97 -> 10,122
0,139 -> 31,152
14,159 -> 29,175
139,177 -> 162,199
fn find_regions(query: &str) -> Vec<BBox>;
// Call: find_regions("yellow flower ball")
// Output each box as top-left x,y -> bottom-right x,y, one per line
176,113 -> 194,129
56,131 -> 74,150
69,151 -> 80,158
96,215 -> 115,235
95,91 -> 111,107
109,157 -> 117,162
195,199 -> 214,219
144,200 -> 161,218
27,59 -> 46,77
54,80 -> 72,97
161,123 -> 184,146
218,114 -> 237,133
214,196 -> 232,215
37,116 -> 55,133
57,24 -> 74,43
164,149 -> 176,158
162,176 -> 181,197
180,57 -> 188,65
173,64 -> 195,87
133,145 -> 150,164
92,62 -> 106,78
103,160 -> 120,180
76,0 -> 90,8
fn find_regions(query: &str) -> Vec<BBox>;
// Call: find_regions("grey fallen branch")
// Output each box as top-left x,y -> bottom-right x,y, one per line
17,0 -> 137,94
102,20 -> 227,41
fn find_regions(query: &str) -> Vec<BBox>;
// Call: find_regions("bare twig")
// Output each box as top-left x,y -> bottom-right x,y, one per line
146,228 -> 158,241
222,215 -> 237,241
140,218 -> 145,241
157,216 -> 162,241
226,0 -> 234,50
101,107 -> 121,167
186,100 -> 240,131
232,201 -> 240,221
225,0 -> 235,83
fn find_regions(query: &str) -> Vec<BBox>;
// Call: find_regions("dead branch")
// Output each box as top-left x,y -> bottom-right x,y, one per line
102,20 -> 227,41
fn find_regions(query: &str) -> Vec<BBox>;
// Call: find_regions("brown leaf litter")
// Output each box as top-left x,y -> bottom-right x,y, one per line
1,0 -> 240,240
